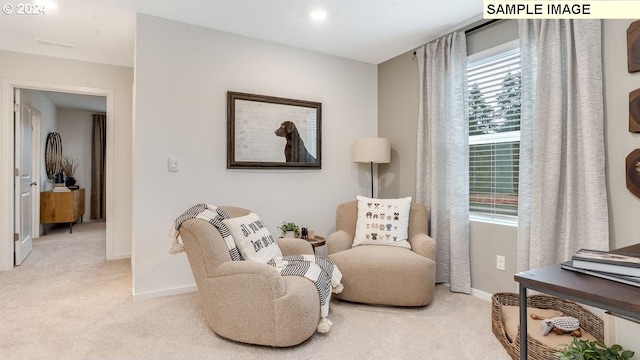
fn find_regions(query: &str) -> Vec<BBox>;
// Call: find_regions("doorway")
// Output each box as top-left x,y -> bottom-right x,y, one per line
1,80 -> 115,270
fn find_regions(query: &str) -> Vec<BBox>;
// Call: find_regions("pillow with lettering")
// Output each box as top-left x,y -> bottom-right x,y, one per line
222,213 -> 282,263
353,195 -> 412,249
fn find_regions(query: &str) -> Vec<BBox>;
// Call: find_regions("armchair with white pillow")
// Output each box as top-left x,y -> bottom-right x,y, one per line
327,196 -> 436,306
173,205 -> 340,347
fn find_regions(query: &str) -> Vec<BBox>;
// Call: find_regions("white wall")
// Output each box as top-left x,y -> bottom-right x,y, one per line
0,50 -> 133,267
132,14 -> 378,297
57,109 -> 95,215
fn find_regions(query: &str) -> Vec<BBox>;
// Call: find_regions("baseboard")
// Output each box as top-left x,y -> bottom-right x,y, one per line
132,284 -> 197,301
470,287 -> 493,302
133,283 -> 492,302
437,283 -> 493,302
108,252 -> 131,260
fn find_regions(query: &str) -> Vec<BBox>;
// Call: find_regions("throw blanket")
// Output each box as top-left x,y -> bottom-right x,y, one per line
167,204 -> 243,260
268,254 -> 342,330
167,204 -> 343,333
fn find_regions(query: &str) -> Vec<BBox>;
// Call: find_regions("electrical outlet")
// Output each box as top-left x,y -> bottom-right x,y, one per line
496,255 -> 506,271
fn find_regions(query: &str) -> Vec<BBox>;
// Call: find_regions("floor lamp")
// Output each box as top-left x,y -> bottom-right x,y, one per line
353,138 -> 391,197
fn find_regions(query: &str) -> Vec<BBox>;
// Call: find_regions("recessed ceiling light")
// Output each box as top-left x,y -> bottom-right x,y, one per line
310,9 -> 327,21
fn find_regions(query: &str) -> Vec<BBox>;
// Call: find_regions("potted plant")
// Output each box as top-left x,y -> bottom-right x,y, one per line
556,338 -> 634,360
277,221 -> 300,238
61,155 -> 79,187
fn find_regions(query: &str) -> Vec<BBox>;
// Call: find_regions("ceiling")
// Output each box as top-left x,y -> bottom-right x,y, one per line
40,91 -> 106,113
3,0 -> 482,111
0,0 -> 482,68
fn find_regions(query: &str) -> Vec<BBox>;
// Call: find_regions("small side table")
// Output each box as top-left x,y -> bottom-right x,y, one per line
307,236 -> 325,251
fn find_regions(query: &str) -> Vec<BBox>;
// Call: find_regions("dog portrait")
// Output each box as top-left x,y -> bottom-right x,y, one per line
274,121 -> 316,163
227,91 -> 321,169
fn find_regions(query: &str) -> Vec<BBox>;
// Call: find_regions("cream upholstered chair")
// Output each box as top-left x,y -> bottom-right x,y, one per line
326,200 -> 436,306
178,206 -> 320,347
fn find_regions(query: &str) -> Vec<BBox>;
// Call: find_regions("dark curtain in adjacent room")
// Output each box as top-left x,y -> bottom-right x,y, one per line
91,114 -> 106,220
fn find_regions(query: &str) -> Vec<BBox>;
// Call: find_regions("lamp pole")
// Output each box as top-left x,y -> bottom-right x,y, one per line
370,161 -> 374,197
352,137 -> 390,199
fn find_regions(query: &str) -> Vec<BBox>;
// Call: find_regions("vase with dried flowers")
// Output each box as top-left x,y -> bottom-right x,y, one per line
61,155 -> 79,187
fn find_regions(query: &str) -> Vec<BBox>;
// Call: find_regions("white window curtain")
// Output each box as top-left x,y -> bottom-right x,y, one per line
416,32 -> 471,293
517,20 -> 609,272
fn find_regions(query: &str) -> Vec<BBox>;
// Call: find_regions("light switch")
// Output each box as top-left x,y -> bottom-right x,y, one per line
168,156 -> 179,172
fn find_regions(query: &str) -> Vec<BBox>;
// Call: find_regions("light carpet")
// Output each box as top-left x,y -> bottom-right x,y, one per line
0,222 -> 511,360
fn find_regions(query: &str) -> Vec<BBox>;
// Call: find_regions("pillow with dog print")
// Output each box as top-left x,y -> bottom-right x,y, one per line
222,212 -> 282,263
353,195 -> 412,249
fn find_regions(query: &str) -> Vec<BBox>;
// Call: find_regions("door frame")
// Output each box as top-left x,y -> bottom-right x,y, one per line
1,79 -> 115,270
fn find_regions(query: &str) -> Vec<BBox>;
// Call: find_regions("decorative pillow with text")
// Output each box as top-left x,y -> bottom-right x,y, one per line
222,212 -> 282,263
353,195 -> 412,249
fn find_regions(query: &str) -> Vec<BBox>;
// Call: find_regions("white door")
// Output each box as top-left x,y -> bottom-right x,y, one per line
14,88 -> 34,265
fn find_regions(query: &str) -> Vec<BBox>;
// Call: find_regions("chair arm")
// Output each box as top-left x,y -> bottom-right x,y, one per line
276,237 -> 314,256
211,261 -> 286,299
326,230 -> 353,255
410,233 -> 436,261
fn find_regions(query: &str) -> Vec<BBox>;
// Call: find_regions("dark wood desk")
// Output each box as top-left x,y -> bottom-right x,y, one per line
515,263 -> 640,360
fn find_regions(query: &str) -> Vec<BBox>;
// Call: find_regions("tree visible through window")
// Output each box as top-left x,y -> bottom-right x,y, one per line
468,46 -> 521,217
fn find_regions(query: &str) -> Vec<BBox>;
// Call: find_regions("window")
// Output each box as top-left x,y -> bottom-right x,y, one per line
468,41 -> 521,218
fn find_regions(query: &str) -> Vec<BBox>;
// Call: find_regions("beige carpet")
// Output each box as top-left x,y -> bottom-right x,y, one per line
0,222 -> 511,360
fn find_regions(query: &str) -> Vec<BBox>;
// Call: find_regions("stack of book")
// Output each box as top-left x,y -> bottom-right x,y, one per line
561,244 -> 640,288
53,183 -> 70,192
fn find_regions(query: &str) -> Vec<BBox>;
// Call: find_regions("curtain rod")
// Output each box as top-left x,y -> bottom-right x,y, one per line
412,19 -> 503,56
464,19 -> 500,35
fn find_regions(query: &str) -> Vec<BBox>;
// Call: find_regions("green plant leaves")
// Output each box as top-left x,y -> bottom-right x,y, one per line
556,338 -> 635,360
277,221 -> 300,235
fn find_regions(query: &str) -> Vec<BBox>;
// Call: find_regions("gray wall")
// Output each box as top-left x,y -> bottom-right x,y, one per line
378,50 -> 419,200
377,19 -> 640,295
603,20 -> 640,250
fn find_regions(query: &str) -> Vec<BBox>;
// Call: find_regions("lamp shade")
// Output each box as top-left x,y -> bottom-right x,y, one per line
353,138 -> 391,164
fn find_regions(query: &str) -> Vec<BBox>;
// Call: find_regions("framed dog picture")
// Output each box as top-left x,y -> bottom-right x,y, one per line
227,91 -> 322,169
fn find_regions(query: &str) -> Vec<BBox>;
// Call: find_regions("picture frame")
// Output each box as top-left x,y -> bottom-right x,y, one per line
630,88 -> 640,133
626,149 -> 640,199
628,20 -> 640,73
227,91 -> 322,169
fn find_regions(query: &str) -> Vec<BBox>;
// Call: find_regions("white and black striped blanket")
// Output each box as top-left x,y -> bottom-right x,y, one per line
167,204 -> 342,333
167,204 -> 243,260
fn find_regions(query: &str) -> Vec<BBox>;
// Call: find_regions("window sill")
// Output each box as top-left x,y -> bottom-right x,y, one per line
470,213 -> 518,227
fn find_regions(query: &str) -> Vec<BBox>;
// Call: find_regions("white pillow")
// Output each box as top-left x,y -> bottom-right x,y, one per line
353,195 -> 412,249
222,212 -> 282,263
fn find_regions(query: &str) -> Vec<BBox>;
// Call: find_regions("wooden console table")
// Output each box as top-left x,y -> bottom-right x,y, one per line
514,246 -> 640,360
40,188 -> 85,235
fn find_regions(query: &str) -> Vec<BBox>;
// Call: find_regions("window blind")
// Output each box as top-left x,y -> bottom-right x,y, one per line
468,47 -> 521,217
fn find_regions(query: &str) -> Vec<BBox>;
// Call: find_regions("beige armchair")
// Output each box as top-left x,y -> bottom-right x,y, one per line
177,206 -> 320,347
327,200 -> 436,306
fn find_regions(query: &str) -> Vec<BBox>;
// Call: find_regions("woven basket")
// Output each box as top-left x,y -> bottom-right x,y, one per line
491,292 -> 604,360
